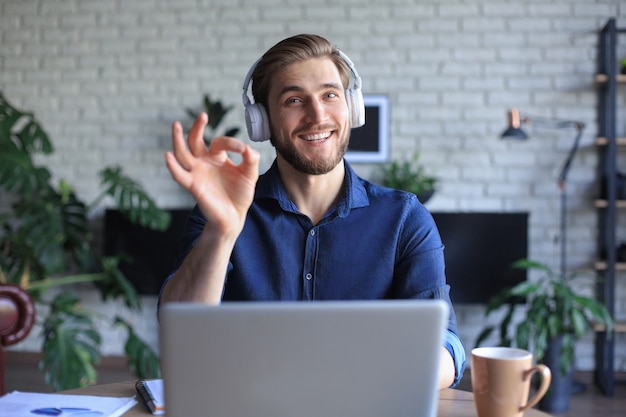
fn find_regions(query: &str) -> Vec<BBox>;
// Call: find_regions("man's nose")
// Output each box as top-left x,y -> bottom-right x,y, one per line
305,99 -> 328,124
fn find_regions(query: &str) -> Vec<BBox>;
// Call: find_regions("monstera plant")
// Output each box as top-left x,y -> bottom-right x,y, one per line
0,92 -> 169,390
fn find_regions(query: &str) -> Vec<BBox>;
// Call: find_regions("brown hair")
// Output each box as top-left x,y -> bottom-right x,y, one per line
250,34 -> 350,109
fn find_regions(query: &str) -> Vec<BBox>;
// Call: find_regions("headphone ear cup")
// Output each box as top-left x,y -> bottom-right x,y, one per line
245,103 -> 271,142
346,88 -> 365,128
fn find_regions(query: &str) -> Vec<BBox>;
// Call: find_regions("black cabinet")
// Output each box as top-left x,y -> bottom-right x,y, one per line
594,17 -> 626,397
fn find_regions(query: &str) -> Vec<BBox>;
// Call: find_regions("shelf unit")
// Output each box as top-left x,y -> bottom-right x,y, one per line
594,18 -> 626,397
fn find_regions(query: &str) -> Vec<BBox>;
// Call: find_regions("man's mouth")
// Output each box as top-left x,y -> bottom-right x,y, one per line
300,131 -> 332,142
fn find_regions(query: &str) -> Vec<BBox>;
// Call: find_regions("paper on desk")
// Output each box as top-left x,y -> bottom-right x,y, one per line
0,391 -> 137,417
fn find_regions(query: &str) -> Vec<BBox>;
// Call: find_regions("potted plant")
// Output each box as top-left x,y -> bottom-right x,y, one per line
0,92 -> 169,390
185,94 -> 241,146
474,259 -> 614,412
377,152 -> 439,203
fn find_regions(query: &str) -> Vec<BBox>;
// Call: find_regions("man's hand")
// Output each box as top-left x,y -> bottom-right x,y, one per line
438,347 -> 456,389
165,113 -> 260,236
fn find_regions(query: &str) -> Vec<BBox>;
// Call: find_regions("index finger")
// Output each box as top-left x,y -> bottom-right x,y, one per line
188,112 -> 209,156
209,136 -> 247,155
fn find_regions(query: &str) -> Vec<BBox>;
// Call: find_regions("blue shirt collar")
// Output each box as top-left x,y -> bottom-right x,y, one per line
255,159 -> 370,218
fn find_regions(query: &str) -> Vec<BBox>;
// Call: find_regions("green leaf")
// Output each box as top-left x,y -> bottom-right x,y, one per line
96,256 -> 142,310
498,303 -> 515,346
515,320 -> 531,350
573,294 -> 610,320
0,188 -> 91,287
547,315 -> 561,338
99,166 -> 171,231
534,324 -> 549,361
203,94 -> 232,130
115,317 -> 161,379
186,94 -> 241,141
508,281 -> 540,297
570,308 -> 589,338
0,147 -> 53,194
377,152 -> 438,195
0,228 -> 48,290
0,93 -> 54,194
40,292 -> 101,391
511,258 -> 551,274
0,92 -> 53,154
224,127 -> 240,137
15,188 -> 90,276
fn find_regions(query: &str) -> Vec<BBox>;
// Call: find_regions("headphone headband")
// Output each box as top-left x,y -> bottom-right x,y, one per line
242,57 -> 262,108
338,50 -> 362,91
242,49 -> 365,142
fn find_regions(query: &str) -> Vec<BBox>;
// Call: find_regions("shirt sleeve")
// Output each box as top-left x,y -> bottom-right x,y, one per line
393,195 -> 466,388
443,329 -> 466,388
157,205 -> 207,311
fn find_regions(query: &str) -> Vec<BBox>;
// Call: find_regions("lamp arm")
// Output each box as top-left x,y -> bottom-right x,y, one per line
521,116 -> 585,132
557,126 -> 584,190
518,114 -> 585,189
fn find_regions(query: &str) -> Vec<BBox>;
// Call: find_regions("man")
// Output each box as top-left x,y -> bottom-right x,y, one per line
160,34 -> 465,388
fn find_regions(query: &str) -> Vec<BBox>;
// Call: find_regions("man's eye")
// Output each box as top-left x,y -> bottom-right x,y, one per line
287,97 -> 302,104
326,92 -> 338,99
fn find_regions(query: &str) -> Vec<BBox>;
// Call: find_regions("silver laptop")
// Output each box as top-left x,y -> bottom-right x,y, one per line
159,300 -> 448,417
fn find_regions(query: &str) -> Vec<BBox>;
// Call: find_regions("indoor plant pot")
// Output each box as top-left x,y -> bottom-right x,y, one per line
377,152 -> 438,204
539,335 -> 573,412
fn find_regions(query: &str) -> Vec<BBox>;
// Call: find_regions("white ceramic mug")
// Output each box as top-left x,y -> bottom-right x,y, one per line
471,347 -> 552,417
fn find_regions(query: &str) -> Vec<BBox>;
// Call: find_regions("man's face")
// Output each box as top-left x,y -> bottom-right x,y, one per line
266,57 -> 351,175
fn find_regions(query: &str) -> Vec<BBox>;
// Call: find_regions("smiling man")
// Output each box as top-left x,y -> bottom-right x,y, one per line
159,34 -> 466,389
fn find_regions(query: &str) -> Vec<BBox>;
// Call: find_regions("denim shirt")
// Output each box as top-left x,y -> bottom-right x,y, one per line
161,159 -> 466,387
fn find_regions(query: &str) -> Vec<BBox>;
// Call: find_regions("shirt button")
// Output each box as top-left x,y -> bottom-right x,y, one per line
305,273 -> 312,280
310,229 -> 315,236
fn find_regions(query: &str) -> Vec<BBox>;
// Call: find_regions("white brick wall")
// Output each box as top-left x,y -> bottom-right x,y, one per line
2,0 -> 625,373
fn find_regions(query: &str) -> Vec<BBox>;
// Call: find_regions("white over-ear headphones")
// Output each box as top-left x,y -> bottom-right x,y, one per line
241,50 -> 365,142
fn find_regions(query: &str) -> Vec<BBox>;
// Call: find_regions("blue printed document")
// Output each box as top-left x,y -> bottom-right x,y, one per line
0,391 -> 137,417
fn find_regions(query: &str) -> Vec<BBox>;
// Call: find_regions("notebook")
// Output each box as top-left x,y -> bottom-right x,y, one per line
159,300 -> 449,417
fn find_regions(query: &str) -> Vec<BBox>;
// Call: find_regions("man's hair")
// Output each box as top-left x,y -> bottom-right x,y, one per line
251,34 -> 350,110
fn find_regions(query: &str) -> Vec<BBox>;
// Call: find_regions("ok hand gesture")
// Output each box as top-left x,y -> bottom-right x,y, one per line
165,113 -> 260,235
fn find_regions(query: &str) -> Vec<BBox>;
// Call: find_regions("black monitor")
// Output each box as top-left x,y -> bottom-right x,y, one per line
103,209 -> 191,295
432,212 -> 528,304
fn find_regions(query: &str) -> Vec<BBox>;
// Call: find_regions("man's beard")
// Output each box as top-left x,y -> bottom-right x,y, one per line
273,132 -> 350,175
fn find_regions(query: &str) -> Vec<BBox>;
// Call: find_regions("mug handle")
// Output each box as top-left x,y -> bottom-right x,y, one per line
520,364 -> 552,411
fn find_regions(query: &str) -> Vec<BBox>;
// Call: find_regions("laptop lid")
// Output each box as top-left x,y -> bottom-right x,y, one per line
159,300 -> 448,417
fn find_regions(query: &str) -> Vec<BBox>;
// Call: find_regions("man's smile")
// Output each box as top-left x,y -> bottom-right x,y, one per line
299,131 -> 333,142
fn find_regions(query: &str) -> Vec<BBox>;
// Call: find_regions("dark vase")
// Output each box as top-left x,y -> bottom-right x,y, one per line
417,189 -> 435,204
539,336 -> 573,413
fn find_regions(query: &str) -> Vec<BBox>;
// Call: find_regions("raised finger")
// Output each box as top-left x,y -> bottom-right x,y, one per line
164,151 -> 192,190
188,112 -> 209,156
209,135 -> 247,155
171,121 -> 193,170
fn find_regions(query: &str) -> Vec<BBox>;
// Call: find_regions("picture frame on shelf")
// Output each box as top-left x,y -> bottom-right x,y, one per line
345,95 -> 389,163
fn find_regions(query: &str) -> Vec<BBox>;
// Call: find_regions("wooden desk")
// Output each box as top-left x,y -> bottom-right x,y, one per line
64,381 -> 551,417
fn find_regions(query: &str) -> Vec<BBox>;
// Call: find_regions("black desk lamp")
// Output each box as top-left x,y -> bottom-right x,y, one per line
501,108 -> 586,276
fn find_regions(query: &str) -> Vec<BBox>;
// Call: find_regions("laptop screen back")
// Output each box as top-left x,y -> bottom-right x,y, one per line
159,300 -> 448,417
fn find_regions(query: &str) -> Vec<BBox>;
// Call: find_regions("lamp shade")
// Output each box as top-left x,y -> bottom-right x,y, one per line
500,108 -> 528,139
501,126 -> 528,139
